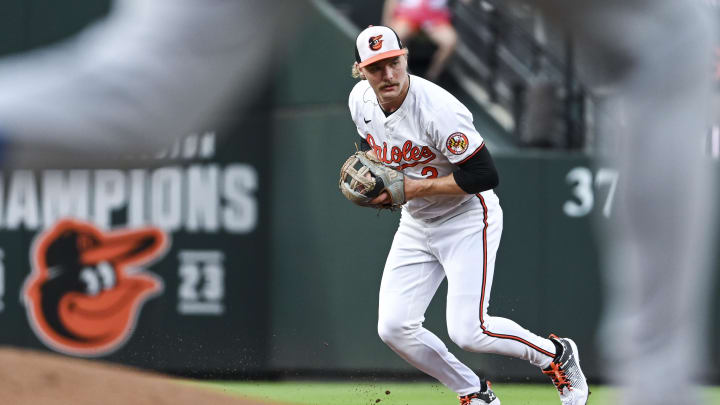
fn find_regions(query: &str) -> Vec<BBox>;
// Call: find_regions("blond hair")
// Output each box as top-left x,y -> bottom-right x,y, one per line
351,63 -> 365,80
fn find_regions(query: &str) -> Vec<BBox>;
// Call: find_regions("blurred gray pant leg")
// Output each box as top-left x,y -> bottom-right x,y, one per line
0,0 -> 303,166
529,1 -> 717,403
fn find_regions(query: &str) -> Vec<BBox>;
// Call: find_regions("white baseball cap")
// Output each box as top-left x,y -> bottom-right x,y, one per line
354,25 -> 408,68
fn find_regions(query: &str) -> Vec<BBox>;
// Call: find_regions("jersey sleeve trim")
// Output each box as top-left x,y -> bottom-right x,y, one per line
456,142 -> 485,165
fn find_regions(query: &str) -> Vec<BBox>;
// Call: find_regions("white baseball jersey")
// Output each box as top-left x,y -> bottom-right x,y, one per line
348,74 -> 497,220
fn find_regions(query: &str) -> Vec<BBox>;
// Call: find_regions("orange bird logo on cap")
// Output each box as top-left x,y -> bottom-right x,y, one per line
23,219 -> 168,356
369,35 -> 384,51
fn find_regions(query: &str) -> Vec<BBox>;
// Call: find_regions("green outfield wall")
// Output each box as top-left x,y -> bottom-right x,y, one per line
0,0 -> 716,384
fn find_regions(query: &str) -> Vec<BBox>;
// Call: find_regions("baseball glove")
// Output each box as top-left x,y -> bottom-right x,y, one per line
338,150 -> 406,209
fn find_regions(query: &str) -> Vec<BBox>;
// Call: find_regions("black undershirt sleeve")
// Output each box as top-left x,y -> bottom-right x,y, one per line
359,137 -> 371,151
452,145 -> 499,194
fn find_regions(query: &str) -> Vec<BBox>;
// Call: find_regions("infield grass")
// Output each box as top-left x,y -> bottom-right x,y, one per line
199,381 -> 720,405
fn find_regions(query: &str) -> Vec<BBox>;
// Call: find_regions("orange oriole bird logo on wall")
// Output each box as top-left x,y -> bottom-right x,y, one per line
23,219 -> 168,357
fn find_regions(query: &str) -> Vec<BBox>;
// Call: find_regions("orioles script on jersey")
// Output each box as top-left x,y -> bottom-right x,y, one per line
366,134 -> 436,170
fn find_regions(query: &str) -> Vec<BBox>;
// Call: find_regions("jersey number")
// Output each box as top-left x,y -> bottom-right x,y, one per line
421,166 -> 438,179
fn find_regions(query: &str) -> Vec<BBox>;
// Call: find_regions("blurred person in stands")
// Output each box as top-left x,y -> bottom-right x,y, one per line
0,0 -> 299,167
382,0 -> 468,81
526,1 -> 717,404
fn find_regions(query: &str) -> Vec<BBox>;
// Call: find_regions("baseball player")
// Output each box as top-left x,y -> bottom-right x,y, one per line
347,25 -> 589,405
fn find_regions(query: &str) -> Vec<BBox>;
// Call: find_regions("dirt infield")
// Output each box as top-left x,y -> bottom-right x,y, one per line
0,346 -> 272,405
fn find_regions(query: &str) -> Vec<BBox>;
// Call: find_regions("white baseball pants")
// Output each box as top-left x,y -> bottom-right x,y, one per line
377,193 -> 556,396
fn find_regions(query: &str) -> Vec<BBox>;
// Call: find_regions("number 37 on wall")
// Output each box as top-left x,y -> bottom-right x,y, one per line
563,167 -> 619,218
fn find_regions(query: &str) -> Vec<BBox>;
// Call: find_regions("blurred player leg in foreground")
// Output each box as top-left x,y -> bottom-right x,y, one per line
0,0 -> 300,167
529,1 -> 717,403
